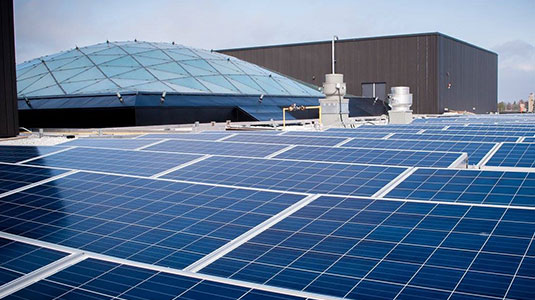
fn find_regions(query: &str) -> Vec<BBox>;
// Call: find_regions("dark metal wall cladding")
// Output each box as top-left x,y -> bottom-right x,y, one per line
219,33 -> 497,114
0,0 -> 18,137
437,35 -> 498,114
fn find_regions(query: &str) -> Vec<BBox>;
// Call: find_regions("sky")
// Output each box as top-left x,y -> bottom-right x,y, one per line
13,0 -> 534,102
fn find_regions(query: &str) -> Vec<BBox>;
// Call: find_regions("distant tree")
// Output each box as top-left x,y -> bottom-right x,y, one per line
498,102 -> 506,112
506,102 -> 513,111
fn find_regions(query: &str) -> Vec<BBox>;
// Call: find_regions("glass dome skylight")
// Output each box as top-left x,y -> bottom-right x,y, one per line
16,41 -> 322,98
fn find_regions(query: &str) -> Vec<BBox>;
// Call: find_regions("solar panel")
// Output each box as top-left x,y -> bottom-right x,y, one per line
284,131 -> 389,139
523,137 -> 535,143
423,129 -> 534,137
342,138 -> 495,165
145,139 -> 288,158
226,134 -> 348,146
390,133 -> 518,143
7,258 -> 310,300
139,132 -> 232,140
162,156 -> 407,196
273,145 -> 465,168
385,168 -> 535,207
0,171 -> 305,269
61,138 -> 165,150
0,237 -> 68,286
484,143 -> 535,168
0,146 -> 64,163
327,127 -> 424,134
0,164 -> 66,194
200,196 -> 535,300
26,147 -> 202,177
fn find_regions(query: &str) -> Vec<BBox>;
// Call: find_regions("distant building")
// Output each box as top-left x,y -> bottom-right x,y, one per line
16,41 -> 324,128
219,32 -> 498,114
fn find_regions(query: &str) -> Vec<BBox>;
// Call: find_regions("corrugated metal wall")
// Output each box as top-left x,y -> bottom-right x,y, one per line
219,33 -> 497,114
0,0 -> 18,137
437,35 -> 498,114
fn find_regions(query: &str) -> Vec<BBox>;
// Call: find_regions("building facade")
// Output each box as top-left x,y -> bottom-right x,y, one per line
219,33 -> 498,114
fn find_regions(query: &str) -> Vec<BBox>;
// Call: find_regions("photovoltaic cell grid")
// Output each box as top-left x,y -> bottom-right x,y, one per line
0,237 -> 68,286
6,258 -> 309,300
422,129 -> 535,137
0,146 -> 67,164
386,168 -> 535,207
226,134 -> 347,146
342,138 -> 495,165
523,137 -> 535,143
390,133 -> 519,143
448,125 -> 535,131
60,138 -> 165,150
162,156 -> 407,197
0,171 -> 305,269
485,143 -> 535,168
274,145 -> 464,168
201,196 -> 535,300
0,164 -> 65,194
139,132 -> 232,140
26,147 -> 202,177
285,131 -> 389,139
326,127 -> 423,134
146,139 -> 288,158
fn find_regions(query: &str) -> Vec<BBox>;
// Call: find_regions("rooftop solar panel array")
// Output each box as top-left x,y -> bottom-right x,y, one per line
2,114 -> 535,299
140,132 -> 232,140
274,145 -> 465,168
0,237 -> 68,286
0,146 -> 63,163
0,164 -> 66,194
385,168 -> 535,206
342,138 -> 495,165
7,258 -> 310,300
162,156 -> 407,196
0,171 -> 305,269
285,131 -> 390,139
227,134 -> 348,146
145,139 -> 288,157
61,138 -> 164,150
26,147 -> 203,177
485,143 -> 535,169
201,196 -> 535,300
389,133 -> 518,143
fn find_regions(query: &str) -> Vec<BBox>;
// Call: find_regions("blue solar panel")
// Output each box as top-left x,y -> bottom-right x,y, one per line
448,125 -> 535,131
524,138 -> 535,143
145,139 -> 287,157
327,127 -> 424,134
0,164 -> 66,194
140,132 -> 232,140
386,168 -> 535,206
285,131 -> 389,139
226,134 -> 347,146
0,146 -> 63,163
0,237 -> 67,286
274,145 -> 464,167
422,129 -> 534,137
61,138 -> 165,150
162,156 -> 407,196
390,133 -> 518,143
485,143 -> 535,168
0,171 -> 304,269
26,147 -> 202,177
343,138 -> 495,165
201,196 -> 535,300
6,258 -> 308,300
